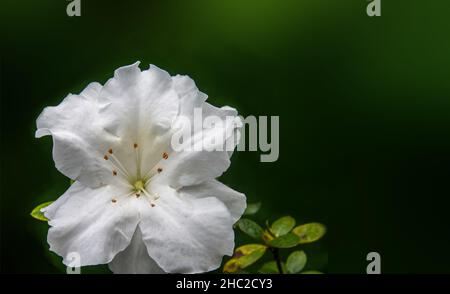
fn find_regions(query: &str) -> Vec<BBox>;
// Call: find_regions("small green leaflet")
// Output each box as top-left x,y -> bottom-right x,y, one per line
243,202 -> 261,215
237,218 -> 264,240
286,250 -> 307,274
267,232 -> 300,248
270,216 -> 296,237
292,222 -> 326,244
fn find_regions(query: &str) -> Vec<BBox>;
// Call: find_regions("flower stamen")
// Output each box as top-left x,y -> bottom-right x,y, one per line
104,146 -> 163,205
141,188 -> 159,207
143,167 -> 158,183
144,171 -> 157,186
110,191 -> 135,205
134,143 -> 141,179
104,148 -> 132,180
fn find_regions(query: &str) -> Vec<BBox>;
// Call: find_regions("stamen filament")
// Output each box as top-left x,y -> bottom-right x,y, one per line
114,176 -> 134,189
134,143 -> 141,179
141,188 -> 159,202
144,171 -> 157,185
108,152 -> 132,179
143,166 -> 160,184
111,191 -> 135,203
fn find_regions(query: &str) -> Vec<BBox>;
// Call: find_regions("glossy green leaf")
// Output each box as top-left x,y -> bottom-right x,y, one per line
286,251 -> 307,274
234,244 -> 267,268
223,244 -> 267,273
270,216 -> 296,237
237,218 -> 264,239
267,232 -> 300,248
301,270 -> 323,274
30,201 -> 53,221
243,202 -> 261,215
292,223 -> 326,244
258,261 -> 287,274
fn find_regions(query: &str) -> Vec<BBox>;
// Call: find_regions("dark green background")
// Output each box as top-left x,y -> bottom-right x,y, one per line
2,0 -> 450,273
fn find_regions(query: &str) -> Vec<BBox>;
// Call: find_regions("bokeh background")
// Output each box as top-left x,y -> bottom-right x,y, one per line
2,0 -> 450,273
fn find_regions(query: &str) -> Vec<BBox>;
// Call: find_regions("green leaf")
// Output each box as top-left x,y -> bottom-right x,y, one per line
270,216 -> 296,237
258,261 -> 287,274
292,223 -> 326,244
301,270 -> 323,274
234,244 -> 267,268
223,244 -> 267,273
267,232 -> 300,248
244,202 -> 261,215
286,251 -> 307,274
70,179 -> 75,185
30,201 -> 53,221
237,218 -> 264,239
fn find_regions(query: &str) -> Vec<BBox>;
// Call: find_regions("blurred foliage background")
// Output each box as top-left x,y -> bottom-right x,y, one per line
1,0 -> 450,273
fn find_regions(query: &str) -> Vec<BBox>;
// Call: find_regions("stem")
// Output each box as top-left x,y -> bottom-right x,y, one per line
270,247 -> 284,274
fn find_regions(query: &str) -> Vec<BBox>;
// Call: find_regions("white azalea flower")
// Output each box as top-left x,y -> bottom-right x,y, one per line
36,62 -> 246,274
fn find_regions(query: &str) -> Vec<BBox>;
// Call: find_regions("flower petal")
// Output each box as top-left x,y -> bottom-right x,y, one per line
99,63 -> 179,137
43,182 -> 140,266
180,180 -> 246,223
156,102 -> 241,189
172,74 -> 208,117
137,184 -> 235,273
36,83 -> 119,188
108,227 -> 165,274
98,63 -> 181,178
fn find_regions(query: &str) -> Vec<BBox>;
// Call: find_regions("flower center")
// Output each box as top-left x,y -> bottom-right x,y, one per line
102,142 -> 169,207
133,180 -> 145,192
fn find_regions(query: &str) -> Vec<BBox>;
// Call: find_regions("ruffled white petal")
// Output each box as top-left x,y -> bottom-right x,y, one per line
172,74 -> 208,117
43,182 -> 140,266
36,83 -> 119,188
179,180 -> 246,223
96,63 -> 180,180
109,227 -> 165,274
137,184 -> 235,273
155,75 -> 241,189
99,63 -> 179,137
